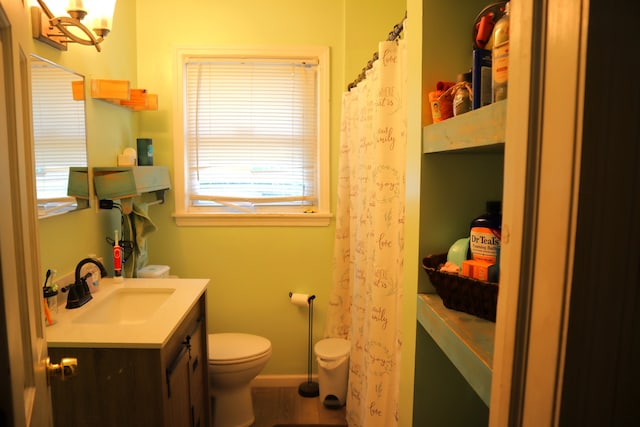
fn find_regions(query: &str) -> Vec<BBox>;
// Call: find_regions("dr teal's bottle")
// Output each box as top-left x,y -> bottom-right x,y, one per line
492,2 -> 510,102
469,201 -> 502,264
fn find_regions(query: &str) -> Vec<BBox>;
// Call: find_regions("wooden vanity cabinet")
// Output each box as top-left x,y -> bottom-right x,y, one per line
164,295 -> 208,427
49,294 -> 209,427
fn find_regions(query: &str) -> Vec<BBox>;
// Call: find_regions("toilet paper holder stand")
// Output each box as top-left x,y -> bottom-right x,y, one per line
289,292 -> 319,397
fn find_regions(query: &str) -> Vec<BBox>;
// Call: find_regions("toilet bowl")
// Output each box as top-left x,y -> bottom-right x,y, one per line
208,333 -> 272,427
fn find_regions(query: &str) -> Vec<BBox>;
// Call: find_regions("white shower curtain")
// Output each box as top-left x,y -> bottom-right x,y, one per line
326,36 -> 407,427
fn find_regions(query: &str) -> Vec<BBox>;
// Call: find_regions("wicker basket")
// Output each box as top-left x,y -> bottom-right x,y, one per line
421,253 -> 498,322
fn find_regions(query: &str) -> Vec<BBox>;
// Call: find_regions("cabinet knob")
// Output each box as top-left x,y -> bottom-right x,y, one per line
46,356 -> 78,383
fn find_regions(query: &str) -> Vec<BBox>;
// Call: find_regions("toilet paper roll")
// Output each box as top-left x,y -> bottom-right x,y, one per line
290,293 -> 311,307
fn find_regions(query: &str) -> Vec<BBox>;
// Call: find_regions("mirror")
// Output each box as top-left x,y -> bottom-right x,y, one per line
30,55 -> 89,218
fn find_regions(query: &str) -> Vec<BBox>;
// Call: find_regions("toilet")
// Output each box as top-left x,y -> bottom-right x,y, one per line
208,333 -> 272,427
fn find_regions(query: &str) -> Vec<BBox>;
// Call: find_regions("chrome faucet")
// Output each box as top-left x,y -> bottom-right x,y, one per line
63,258 -> 108,309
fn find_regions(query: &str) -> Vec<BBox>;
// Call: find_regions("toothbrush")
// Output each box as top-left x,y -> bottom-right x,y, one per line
114,230 -> 123,281
42,269 -> 51,290
43,299 -> 53,325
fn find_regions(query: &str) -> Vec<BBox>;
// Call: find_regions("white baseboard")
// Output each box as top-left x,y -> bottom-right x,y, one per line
251,374 -> 318,388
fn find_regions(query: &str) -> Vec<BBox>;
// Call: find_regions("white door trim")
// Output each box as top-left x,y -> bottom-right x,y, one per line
490,0 -> 588,425
0,1 -> 53,425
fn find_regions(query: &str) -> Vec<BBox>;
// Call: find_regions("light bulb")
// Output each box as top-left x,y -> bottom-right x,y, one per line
87,0 -> 116,34
66,0 -> 87,20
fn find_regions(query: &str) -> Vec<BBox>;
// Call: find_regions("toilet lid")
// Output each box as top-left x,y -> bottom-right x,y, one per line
208,333 -> 271,362
314,338 -> 350,360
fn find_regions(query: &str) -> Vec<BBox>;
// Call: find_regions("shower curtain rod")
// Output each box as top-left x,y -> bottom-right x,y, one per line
347,11 -> 407,91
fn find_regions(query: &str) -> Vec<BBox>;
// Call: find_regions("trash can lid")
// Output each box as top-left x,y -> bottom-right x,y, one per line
315,338 -> 350,360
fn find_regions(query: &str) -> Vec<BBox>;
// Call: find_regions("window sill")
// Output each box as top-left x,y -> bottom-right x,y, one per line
173,212 -> 333,227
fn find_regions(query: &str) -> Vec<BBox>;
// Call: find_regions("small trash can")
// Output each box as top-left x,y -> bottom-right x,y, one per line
314,338 -> 350,408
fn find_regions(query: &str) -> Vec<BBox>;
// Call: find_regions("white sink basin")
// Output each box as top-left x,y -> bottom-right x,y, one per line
47,278 -> 209,349
73,287 -> 175,325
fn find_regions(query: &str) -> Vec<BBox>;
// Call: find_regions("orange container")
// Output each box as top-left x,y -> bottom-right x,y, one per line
428,81 -> 455,123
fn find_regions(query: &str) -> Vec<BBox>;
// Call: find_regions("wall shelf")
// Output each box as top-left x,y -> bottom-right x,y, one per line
417,293 -> 494,405
91,79 -> 158,111
417,99 -> 506,418
423,100 -> 507,154
93,166 -> 170,212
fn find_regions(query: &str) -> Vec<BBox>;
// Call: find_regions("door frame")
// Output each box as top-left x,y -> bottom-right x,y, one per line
0,1 -> 53,425
490,0 -> 588,425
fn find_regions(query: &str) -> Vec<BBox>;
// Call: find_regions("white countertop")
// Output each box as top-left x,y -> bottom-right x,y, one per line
46,277 -> 208,349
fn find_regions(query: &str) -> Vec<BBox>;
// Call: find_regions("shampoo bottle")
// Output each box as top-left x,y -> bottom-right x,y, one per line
492,2 -> 510,102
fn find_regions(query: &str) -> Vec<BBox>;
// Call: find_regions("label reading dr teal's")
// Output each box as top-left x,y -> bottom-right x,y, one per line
469,227 -> 501,263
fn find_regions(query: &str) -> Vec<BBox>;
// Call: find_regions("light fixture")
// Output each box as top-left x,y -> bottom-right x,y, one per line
31,0 -> 117,52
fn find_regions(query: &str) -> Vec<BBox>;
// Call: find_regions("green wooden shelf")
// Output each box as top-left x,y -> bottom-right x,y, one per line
416,293 -> 494,405
423,100 -> 507,154
93,166 -> 170,200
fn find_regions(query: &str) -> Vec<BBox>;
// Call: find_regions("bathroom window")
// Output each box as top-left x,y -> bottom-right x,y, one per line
174,47 -> 330,226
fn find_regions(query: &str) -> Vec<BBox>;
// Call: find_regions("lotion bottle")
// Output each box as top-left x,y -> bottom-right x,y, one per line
492,2 -> 510,102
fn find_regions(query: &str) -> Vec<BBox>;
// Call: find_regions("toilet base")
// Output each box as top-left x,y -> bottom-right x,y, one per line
211,384 -> 254,427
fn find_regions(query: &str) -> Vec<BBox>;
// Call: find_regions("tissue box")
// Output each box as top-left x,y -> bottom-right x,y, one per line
137,265 -> 170,278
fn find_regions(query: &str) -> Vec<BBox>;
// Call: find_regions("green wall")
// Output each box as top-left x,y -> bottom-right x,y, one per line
35,0 -> 415,424
344,0 -> 407,88
133,0 -> 344,377
414,326 -> 489,426
36,0 -> 408,379
132,0 -> 407,377
35,0 -> 139,278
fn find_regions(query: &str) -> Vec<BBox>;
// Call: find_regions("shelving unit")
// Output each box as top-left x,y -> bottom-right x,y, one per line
90,79 -> 158,111
414,1 -> 508,418
417,100 -> 505,410
93,166 -> 170,213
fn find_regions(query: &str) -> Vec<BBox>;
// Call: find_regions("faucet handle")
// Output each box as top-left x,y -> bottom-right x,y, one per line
65,284 -> 81,308
64,273 -> 94,309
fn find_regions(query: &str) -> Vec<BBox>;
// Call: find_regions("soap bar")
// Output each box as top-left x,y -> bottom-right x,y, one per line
461,259 -> 493,281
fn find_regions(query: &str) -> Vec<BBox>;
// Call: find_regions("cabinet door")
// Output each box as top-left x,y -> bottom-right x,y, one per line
188,317 -> 207,427
165,345 -> 191,427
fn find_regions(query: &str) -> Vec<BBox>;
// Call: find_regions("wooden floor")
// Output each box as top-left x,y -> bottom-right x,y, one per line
251,386 -> 347,427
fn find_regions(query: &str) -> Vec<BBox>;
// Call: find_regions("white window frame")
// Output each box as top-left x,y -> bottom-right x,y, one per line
173,46 -> 331,226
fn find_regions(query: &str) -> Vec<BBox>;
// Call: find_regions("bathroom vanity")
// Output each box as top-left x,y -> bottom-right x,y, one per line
46,278 -> 209,427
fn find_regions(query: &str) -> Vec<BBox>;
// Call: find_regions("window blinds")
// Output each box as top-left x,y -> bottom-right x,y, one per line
184,58 -> 319,210
31,64 -> 87,201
